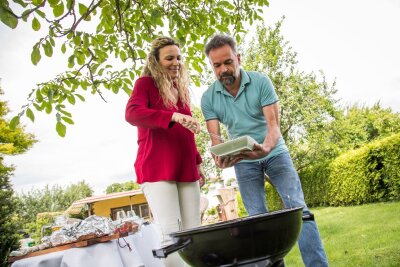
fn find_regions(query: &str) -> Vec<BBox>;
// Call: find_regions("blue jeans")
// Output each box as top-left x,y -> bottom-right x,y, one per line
234,152 -> 328,267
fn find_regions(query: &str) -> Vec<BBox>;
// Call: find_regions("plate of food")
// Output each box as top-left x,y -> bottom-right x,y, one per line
209,136 -> 257,157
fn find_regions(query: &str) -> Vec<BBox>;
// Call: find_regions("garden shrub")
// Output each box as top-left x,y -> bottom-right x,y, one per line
265,182 -> 284,211
236,181 -> 284,218
0,165 -> 22,266
236,192 -> 247,217
328,133 -> 400,206
26,212 -> 64,242
299,162 -> 331,207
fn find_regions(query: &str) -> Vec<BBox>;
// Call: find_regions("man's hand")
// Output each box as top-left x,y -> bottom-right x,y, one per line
214,155 -> 243,169
237,143 -> 271,160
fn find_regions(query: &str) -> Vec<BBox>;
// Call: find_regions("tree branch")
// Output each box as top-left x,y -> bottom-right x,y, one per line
135,0 -> 154,37
12,0 -> 47,20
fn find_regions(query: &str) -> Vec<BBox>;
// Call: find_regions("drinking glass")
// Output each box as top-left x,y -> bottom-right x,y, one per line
126,210 -> 137,218
116,210 -> 126,221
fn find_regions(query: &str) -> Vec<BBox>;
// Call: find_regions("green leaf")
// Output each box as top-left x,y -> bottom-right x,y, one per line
9,116 -> 20,130
73,34 -> 81,46
192,75 -> 200,87
32,0 -> 44,6
80,81 -> 88,90
150,9 -> 160,25
156,17 -> 164,27
12,0 -> 28,7
137,49 -> 146,59
26,108 -> 35,122
35,9 -> 45,18
83,34 -> 89,48
43,41 -> 53,57
120,50 -> 127,62
47,0 -> 60,7
218,1 -> 235,10
63,79 -> 71,87
61,116 -> 74,124
122,84 -> 132,95
123,78 -> 132,86
56,121 -> 66,137
83,14 -> 91,21
67,95 -> 76,105
53,2 -> 64,17
129,72 -> 135,80
70,78 -> 79,86
215,7 -> 228,17
68,55 -> 75,68
111,84 -> 119,94
21,9 -> 30,22
45,102 -> 52,114
32,17 -> 41,31
55,104 -> 66,109
35,89 -> 43,101
75,94 -> 85,101
136,34 -> 143,47
215,24 -> 228,32
76,53 -> 85,65
47,89 -> 54,102
61,43 -> 66,53
33,103 -> 44,111
192,61 -> 203,73
0,5 -> 18,29
31,45 -> 41,65
78,3 -> 87,15
59,109 -> 72,117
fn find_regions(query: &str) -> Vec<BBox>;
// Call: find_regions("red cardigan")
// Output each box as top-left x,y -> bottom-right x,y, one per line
125,76 -> 202,184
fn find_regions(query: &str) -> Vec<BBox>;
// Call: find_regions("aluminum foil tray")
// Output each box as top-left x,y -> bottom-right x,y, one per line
209,136 -> 257,157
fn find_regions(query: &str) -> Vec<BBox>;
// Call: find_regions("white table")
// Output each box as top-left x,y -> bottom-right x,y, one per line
11,224 -> 165,267
11,223 -> 274,267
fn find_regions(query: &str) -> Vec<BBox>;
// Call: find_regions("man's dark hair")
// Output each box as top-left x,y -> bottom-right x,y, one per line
204,34 -> 237,56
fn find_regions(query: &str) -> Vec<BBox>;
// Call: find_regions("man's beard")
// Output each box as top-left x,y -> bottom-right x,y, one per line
219,72 -> 236,86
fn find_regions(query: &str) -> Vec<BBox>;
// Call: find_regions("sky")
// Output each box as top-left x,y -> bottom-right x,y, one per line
1,0 -> 399,195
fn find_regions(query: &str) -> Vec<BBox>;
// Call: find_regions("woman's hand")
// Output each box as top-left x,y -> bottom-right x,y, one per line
197,165 -> 206,187
172,112 -> 200,134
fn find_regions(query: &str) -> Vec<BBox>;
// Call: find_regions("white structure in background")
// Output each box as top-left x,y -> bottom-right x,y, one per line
204,177 -> 240,222
206,177 -> 238,207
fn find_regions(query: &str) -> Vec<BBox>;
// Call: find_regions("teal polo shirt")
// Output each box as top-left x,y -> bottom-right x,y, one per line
201,69 -> 288,161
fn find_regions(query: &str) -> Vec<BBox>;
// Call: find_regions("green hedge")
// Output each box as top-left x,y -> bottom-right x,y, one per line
236,133 -> 400,211
236,182 -> 284,217
236,192 -> 247,217
265,182 -> 285,211
300,162 -> 331,207
328,133 -> 400,206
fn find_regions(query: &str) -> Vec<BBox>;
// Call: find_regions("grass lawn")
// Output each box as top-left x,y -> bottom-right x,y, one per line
284,201 -> 400,266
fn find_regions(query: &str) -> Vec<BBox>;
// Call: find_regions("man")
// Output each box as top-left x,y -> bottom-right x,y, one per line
201,34 -> 328,267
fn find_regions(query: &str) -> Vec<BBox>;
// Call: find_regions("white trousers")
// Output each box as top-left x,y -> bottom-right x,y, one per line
141,181 -> 201,267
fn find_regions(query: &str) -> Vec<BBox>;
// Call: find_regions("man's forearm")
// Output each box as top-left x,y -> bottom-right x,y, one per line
262,127 -> 281,153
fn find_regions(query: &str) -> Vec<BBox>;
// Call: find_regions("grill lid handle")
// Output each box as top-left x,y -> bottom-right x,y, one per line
152,238 -> 192,258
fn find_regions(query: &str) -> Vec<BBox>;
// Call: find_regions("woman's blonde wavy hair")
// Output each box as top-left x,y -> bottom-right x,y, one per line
142,37 -> 190,108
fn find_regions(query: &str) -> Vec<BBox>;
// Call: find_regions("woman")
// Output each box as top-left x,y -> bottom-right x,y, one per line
125,37 -> 206,267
